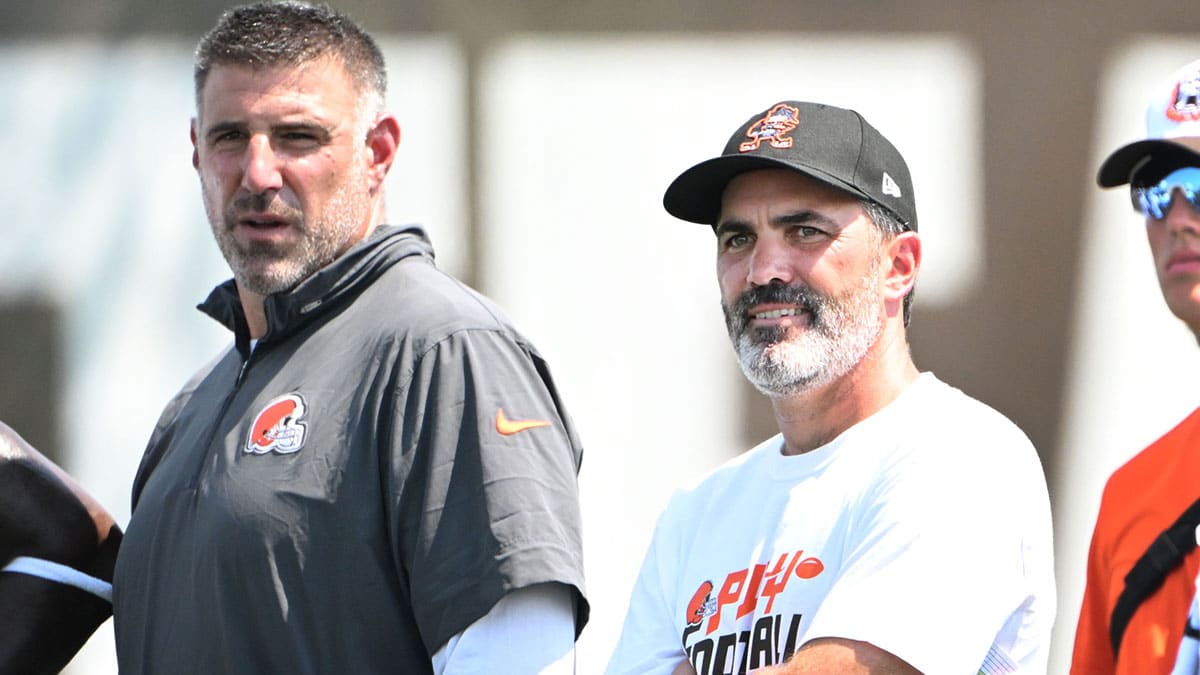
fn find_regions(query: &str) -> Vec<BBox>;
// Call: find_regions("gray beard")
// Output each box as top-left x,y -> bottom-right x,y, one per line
203,174 -> 369,297
724,270 -> 883,397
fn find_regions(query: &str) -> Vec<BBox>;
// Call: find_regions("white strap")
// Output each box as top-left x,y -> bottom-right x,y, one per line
1,555 -> 113,603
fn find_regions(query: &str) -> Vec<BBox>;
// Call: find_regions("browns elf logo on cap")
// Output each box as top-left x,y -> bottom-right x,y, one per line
663,100 -> 918,231
245,393 -> 308,455
739,103 -> 801,152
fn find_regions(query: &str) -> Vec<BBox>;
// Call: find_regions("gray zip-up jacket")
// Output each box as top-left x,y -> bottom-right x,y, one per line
113,225 -> 588,674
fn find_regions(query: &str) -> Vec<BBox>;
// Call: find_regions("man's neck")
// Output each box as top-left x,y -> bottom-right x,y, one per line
234,220 -> 383,341
239,287 -> 268,340
771,329 -> 919,456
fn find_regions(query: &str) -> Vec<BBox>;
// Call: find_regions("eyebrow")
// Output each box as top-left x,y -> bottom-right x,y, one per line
274,122 -> 333,141
714,209 -> 836,237
776,210 -> 837,227
713,220 -> 751,238
203,120 -> 333,143
203,121 -> 245,142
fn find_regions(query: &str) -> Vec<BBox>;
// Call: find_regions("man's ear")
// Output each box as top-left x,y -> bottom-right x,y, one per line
364,113 -> 401,193
190,118 -> 200,171
884,230 -> 921,303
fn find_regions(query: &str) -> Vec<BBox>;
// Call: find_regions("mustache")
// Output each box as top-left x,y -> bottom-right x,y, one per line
233,192 -> 277,214
225,192 -> 302,230
728,283 -> 823,321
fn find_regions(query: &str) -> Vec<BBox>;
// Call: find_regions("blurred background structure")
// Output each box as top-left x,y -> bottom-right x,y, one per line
2,1 -> 1200,672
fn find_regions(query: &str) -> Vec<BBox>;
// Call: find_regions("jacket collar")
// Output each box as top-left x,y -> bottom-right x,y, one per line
197,225 -> 434,355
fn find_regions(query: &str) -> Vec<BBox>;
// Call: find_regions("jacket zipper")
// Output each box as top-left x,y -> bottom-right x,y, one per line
184,349 -> 256,492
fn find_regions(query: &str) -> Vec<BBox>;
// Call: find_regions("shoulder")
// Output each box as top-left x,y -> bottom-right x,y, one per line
0,422 -> 37,472
157,347 -> 241,427
908,374 -> 1026,429
0,422 -> 52,472
0,421 -> 26,460
1098,406 -> 1200,513
900,374 -> 1038,456
1109,406 -> 1200,483
130,346 -> 241,506
878,375 -> 1048,523
366,256 -> 533,349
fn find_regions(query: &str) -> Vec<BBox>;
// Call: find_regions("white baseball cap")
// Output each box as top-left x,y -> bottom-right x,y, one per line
1098,58 -> 1200,187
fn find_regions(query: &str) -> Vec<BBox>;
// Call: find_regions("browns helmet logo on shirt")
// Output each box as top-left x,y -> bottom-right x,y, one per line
245,393 -> 308,455
686,580 -> 717,627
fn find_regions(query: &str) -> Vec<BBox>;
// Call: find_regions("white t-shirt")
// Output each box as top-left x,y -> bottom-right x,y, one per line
606,373 -> 1055,675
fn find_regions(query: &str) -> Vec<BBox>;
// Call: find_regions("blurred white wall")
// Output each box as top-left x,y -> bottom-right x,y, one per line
0,39 -> 224,674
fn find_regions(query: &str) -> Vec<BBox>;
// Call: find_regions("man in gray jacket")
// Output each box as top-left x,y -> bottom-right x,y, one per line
112,3 -> 587,673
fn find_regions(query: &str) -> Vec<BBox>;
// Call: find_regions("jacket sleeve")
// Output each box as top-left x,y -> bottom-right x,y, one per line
387,328 -> 588,655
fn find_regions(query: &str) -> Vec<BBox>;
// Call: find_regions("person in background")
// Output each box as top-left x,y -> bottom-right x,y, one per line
111,3 -> 587,673
1073,57 -> 1200,675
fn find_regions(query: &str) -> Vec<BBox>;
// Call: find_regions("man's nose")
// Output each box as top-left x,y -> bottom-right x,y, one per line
241,135 -> 283,195
746,239 -> 793,287
1163,190 -> 1200,238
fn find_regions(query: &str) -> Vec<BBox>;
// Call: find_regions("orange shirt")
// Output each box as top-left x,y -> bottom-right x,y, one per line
1072,407 -> 1200,675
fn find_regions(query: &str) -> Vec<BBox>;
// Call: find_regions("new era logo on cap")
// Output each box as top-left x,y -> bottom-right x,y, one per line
882,172 -> 902,198
662,100 -> 917,231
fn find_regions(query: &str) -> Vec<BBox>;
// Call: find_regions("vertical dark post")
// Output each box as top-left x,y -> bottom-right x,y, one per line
0,301 -> 62,464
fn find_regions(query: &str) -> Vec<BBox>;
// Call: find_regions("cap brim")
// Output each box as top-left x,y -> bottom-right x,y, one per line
663,155 -> 871,225
1097,137 -> 1200,187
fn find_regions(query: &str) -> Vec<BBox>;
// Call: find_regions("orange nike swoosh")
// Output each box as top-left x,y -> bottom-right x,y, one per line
495,408 -> 552,435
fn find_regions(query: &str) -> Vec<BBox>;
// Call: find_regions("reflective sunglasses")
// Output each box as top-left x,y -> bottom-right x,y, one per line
1131,166 -> 1200,219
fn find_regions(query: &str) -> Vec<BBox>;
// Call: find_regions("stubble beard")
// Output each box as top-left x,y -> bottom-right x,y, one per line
205,168 -> 371,297
723,263 -> 884,398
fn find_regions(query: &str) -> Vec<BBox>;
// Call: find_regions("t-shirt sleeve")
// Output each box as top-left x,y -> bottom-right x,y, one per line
388,328 -> 588,655
802,424 -> 1051,673
1070,479 -> 1120,675
607,495 -> 692,675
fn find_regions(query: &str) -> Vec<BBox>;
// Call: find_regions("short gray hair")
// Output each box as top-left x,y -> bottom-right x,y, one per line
193,1 -> 387,120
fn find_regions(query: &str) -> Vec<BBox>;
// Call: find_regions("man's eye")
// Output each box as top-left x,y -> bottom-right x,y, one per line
212,131 -> 245,145
278,131 -> 323,147
724,233 -> 751,249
